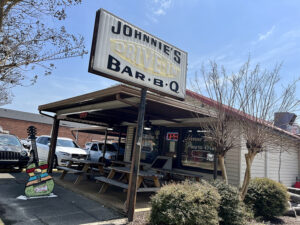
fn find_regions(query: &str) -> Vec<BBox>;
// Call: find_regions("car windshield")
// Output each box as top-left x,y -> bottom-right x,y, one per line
56,139 -> 79,148
0,135 -> 22,147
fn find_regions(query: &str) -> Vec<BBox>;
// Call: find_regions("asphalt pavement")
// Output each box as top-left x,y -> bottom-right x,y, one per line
0,172 -> 124,225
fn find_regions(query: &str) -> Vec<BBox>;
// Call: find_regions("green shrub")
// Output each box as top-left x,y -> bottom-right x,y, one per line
210,180 -> 248,225
150,180 -> 220,225
244,178 -> 289,219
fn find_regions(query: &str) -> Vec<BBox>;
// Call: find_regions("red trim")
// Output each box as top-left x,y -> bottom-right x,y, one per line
186,90 -> 300,140
39,164 -> 48,170
26,168 -> 35,173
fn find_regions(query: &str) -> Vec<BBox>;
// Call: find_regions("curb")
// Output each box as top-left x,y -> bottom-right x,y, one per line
82,218 -> 128,225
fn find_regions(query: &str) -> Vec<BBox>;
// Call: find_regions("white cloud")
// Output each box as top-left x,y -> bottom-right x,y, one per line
148,0 -> 173,22
154,8 -> 166,15
258,26 -> 276,41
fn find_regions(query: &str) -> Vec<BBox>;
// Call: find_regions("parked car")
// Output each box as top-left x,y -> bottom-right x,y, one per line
20,137 -> 31,149
33,135 -> 88,167
85,141 -> 125,164
0,133 -> 29,171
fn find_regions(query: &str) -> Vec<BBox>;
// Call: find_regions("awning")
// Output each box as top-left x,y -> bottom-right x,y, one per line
38,84 -> 215,127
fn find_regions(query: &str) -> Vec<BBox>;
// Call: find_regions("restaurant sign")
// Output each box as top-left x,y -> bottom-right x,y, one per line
89,9 -> 187,100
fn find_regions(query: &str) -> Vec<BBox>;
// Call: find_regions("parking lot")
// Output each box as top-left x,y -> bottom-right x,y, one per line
0,172 -> 124,225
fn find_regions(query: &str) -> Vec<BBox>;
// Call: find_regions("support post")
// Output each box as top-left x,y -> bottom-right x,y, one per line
213,151 -> 218,180
117,129 -> 121,160
102,129 -> 108,163
48,116 -> 60,173
126,88 -> 147,222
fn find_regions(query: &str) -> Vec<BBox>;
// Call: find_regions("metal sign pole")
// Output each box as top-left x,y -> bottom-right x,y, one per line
126,88 -> 147,222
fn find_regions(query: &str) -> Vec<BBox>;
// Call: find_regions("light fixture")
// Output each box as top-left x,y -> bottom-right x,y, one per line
107,127 -> 114,131
197,130 -> 209,133
144,118 -> 152,131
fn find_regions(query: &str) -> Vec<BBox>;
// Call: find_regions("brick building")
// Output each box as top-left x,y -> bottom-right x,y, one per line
0,108 -> 103,147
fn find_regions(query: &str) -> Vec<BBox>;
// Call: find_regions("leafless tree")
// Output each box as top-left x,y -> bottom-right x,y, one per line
0,0 -> 87,104
236,60 -> 300,199
191,61 -> 243,184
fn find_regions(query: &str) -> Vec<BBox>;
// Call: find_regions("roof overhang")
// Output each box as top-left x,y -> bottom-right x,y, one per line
39,85 -> 214,127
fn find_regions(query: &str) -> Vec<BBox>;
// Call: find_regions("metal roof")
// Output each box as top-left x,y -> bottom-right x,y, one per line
0,108 -> 91,128
38,85 -> 212,127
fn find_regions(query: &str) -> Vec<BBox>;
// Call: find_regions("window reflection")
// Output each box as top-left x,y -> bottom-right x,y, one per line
181,128 -> 217,171
140,128 -> 160,163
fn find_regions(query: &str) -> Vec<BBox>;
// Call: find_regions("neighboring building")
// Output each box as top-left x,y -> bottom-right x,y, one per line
0,108 -> 103,147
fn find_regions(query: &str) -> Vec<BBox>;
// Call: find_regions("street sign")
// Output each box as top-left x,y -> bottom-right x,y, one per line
89,9 -> 187,100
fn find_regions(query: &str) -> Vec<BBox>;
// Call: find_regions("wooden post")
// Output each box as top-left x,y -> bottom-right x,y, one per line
117,129 -> 121,160
48,116 -> 60,173
213,151 -> 218,180
102,129 -> 108,163
126,88 -> 147,222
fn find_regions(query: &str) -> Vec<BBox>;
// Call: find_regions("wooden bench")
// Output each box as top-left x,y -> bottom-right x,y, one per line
95,176 -> 160,193
57,166 -> 83,174
152,168 -> 203,181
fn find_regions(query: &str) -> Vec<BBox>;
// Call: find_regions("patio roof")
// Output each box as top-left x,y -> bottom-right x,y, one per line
38,85 -> 213,127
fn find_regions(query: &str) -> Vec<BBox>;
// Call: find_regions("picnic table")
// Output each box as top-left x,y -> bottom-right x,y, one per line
57,158 -> 105,184
95,166 -> 163,194
151,168 -> 203,182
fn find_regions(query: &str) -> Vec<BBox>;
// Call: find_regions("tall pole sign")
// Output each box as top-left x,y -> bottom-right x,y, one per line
89,9 -> 187,100
89,9 -> 187,222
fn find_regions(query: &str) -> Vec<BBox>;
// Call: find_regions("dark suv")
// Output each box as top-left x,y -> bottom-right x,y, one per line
0,134 -> 29,171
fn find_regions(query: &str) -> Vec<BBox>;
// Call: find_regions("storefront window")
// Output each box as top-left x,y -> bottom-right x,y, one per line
140,128 -> 160,164
181,129 -> 216,171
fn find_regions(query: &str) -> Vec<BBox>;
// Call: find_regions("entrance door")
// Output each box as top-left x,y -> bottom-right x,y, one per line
162,129 -> 180,167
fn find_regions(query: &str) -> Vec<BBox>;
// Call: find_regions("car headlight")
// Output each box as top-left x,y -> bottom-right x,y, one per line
20,150 -> 28,157
60,152 -> 71,157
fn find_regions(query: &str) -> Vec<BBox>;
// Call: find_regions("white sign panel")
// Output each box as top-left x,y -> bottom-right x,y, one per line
89,9 -> 187,100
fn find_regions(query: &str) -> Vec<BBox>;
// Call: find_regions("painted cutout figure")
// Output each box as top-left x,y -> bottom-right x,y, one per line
25,126 -> 54,197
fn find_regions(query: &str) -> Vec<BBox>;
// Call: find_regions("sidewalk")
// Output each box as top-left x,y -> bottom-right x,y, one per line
0,172 -> 125,225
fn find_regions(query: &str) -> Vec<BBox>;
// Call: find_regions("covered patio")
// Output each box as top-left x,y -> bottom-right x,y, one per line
38,84 -> 220,212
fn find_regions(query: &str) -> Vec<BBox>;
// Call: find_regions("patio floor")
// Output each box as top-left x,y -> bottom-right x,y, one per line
52,171 -> 153,214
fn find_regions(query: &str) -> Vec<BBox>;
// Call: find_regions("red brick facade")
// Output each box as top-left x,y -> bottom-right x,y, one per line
0,117 -> 104,147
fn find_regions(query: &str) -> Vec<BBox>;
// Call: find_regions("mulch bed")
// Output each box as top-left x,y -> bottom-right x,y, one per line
127,212 -> 300,225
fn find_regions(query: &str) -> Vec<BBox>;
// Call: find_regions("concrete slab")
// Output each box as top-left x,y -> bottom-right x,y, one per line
51,172 -> 152,213
0,172 -> 124,225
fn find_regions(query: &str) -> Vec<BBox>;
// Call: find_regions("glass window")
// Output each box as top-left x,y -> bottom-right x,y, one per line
56,139 -> 79,148
140,128 -> 160,164
38,137 -> 48,145
181,129 -> 217,171
91,144 -> 98,151
0,135 -> 22,147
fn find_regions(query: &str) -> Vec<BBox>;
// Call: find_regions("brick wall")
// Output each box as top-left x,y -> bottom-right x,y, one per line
0,117 -> 104,148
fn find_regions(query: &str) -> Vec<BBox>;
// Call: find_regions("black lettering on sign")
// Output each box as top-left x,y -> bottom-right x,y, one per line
163,45 -> 170,56
174,50 -> 181,64
135,72 -> 145,81
134,30 -> 141,40
170,81 -> 179,93
112,21 -> 121,34
107,55 -> 120,72
154,79 -> 163,87
121,66 -> 133,77
123,24 -> 132,37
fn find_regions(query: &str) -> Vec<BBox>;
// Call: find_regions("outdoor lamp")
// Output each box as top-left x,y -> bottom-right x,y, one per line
144,118 -> 152,130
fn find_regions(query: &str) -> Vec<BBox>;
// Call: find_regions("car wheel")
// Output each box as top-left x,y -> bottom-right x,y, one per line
15,167 -> 23,173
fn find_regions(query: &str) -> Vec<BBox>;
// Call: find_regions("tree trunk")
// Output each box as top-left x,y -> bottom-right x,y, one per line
240,151 -> 257,200
218,155 -> 228,184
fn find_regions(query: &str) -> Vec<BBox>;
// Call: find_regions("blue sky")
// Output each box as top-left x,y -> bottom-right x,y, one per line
4,0 -> 300,114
